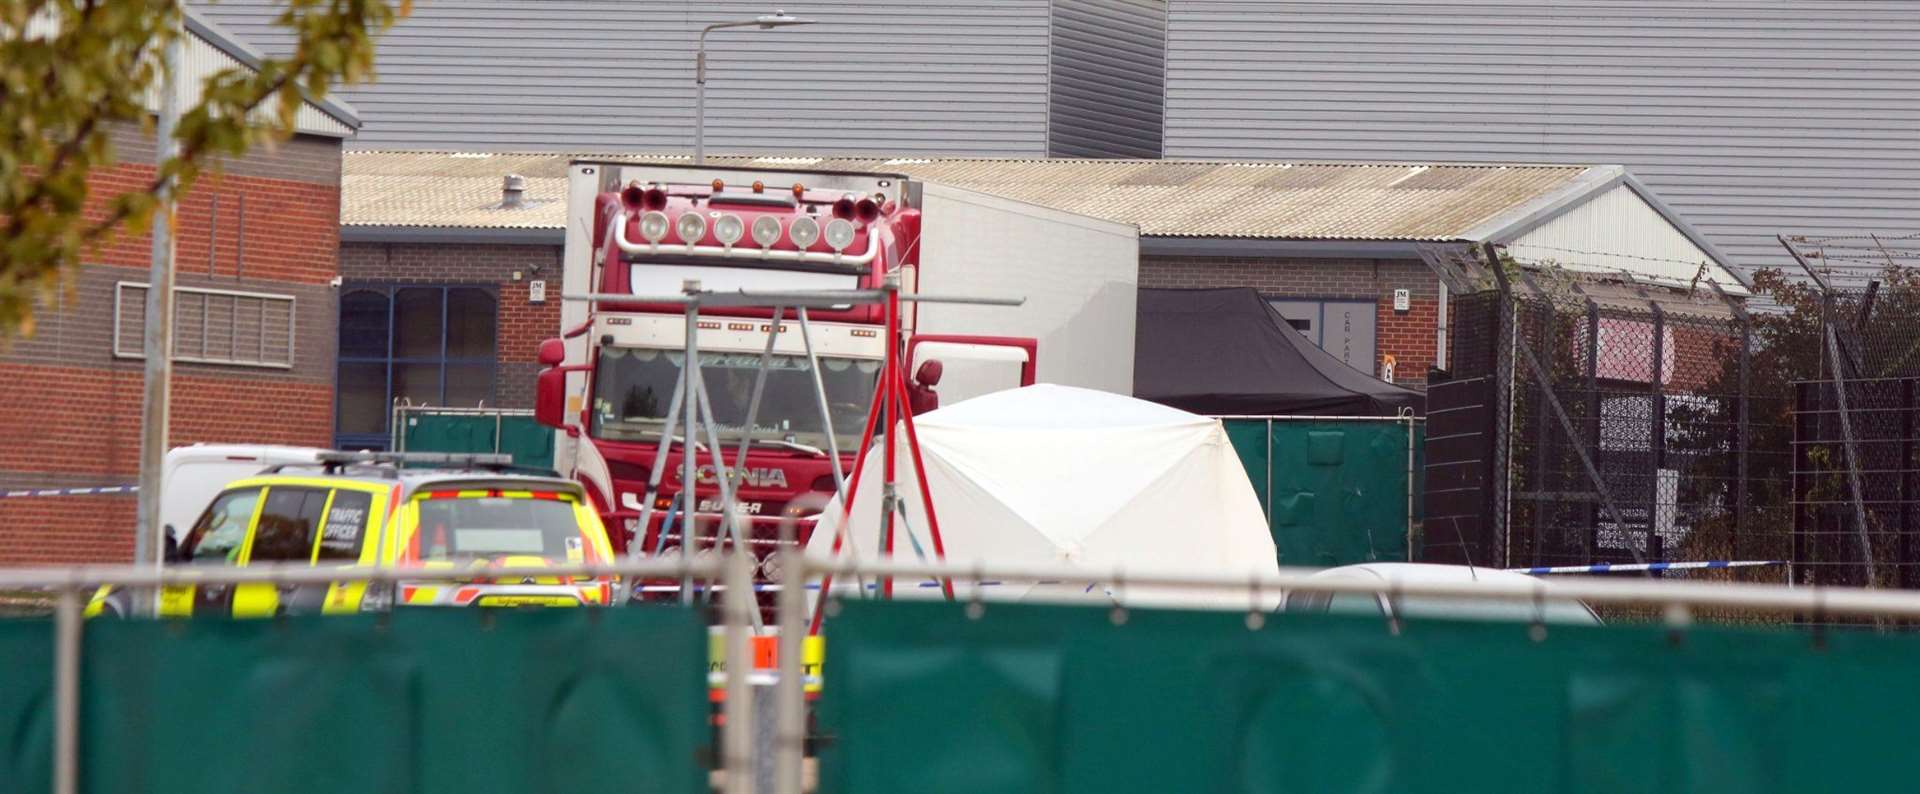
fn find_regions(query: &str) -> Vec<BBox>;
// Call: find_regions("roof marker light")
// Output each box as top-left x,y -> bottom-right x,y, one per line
712,179 -> 725,193
675,212 -> 708,245
638,211 -> 670,244
752,181 -> 765,194
713,213 -> 745,246
789,216 -> 820,249
791,183 -> 806,198
751,216 -> 782,248
823,218 -> 856,252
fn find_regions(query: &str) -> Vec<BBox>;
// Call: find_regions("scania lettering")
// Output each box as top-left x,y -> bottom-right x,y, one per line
534,161 -> 1138,580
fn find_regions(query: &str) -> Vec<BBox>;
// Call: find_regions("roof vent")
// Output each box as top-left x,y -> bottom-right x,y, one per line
497,174 -> 529,209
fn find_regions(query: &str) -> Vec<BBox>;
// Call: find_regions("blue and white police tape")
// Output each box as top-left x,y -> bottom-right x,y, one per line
0,484 -> 138,499
1511,560 -> 1784,575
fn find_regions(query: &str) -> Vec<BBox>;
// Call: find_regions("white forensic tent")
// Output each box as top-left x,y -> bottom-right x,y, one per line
806,384 -> 1278,608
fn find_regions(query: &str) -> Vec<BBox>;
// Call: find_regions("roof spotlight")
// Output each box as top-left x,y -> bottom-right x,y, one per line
751,216 -> 782,248
789,216 -> 821,249
823,218 -> 857,252
713,213 -> 745,246
675,212 -> 708,245
638,211 -> 670,244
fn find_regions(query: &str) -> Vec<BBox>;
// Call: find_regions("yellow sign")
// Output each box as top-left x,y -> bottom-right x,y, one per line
707,629 -> 827,694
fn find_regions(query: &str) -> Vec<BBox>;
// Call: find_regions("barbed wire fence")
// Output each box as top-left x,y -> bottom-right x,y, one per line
1418,240 -> 1874,621
1781,234 -> 1920,593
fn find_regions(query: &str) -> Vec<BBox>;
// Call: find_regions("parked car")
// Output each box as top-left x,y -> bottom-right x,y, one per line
157,444 -> 334,548
90,452 -> 619,618
1280,563 -> 1602,625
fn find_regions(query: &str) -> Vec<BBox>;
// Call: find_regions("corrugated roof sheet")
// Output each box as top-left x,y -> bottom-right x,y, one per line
342,151 -> 1591,240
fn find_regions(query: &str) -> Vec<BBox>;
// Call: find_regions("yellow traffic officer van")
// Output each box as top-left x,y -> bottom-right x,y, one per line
90,452 -> 619,618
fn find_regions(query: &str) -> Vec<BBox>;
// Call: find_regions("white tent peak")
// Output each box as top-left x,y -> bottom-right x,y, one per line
810,385 -> 1276,609
916,383 -> 1211,431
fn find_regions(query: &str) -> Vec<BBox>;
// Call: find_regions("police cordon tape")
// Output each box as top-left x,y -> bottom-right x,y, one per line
634,580 -> 1057,594
1510,560 -> 1784,575
0,485 -> 138,499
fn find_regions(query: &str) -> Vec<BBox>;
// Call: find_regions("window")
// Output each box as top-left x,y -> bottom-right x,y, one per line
316,490 -> 375,562
336,285 -> 498,449
252,487 -> 330,563
412,494 -> 585,563
114,282 -> 294,368
1282,589 -> 1383,616
1268,298 -> 1377,375
591,348 -> 880,450
180,488 -> 262,566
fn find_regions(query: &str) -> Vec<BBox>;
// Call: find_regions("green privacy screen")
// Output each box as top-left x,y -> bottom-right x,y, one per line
0,608 -> 705,794
1224,418 -> 1422,567
821,600 -> 1920,794
398,411 -> 556,472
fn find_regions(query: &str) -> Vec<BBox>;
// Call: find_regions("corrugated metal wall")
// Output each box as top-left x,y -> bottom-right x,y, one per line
194,0 -> 1053,156
1163,0 -> 1920,273
1049,0 -> 1167,158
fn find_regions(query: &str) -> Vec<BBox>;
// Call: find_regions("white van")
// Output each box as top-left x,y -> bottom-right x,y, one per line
160,445 -> 333,541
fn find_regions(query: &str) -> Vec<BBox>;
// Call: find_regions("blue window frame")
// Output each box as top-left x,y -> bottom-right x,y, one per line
335,285 -> 497,449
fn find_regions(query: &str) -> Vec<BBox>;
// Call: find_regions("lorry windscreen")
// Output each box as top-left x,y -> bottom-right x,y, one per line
590,347 -> 880,451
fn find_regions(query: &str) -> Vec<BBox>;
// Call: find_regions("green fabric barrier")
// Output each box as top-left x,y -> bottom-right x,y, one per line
401,413 -> 556,472
0,619 -> 53,788
1223,418 -> 1420,567
2,607 -> 705,794
821,600 -> 1919,794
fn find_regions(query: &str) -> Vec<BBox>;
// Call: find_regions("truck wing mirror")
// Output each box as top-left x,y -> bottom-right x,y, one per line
914,359 -> 944,387
908,360 -> 943,414
535,368 -> 568,429
537,338 -> 566,367
163,525 -> 182,564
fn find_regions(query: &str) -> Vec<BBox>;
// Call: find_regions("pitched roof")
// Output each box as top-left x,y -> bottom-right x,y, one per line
182,9 -> 360,135
339,151 -> 1745,290
341,151 -> 1592,240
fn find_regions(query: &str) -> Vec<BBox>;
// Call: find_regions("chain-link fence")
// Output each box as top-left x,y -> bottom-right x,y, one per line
1423,243 -> 1795,593
1425,236 -> 1920,599
1784,236 -> 1920,590
1463,288 -> 1790,583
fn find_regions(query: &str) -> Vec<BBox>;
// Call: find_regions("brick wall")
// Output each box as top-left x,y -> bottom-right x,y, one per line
1140,254 -> 1441,388
339,242 -> 564,410
0,125 -> 344,566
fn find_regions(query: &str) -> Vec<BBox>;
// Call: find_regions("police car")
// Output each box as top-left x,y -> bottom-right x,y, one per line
89,452 -> 620,618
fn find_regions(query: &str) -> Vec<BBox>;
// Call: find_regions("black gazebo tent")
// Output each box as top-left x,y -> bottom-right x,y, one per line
1134,288 -> 1424,416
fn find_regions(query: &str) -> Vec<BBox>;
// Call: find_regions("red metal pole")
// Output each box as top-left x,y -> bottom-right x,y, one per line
805,367 -> 889,635
878,287 -> 902,600
891,355 -> 956,600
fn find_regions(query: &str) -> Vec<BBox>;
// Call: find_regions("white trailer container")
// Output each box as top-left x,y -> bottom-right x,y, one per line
907,182 -> 1138,401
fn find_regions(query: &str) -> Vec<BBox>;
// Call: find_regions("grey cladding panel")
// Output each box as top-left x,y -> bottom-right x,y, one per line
1049,0 -> 1168,158
1164,0 -> 1920,274
193,0 -> 1052,156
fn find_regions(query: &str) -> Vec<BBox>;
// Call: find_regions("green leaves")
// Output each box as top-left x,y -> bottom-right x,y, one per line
0,0 -> 404,338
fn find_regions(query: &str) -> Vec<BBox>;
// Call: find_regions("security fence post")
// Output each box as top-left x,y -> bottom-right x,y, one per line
775,549 -> 807,794
723,549 -> 756,794
53,582 -> 81,794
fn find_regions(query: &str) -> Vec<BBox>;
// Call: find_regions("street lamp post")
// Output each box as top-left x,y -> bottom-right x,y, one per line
696,9 -> 816,164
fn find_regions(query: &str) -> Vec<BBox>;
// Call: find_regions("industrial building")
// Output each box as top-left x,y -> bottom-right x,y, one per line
193,0 -> 1168,158
0,12 -> 359,564
328,152 -> 1739,448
